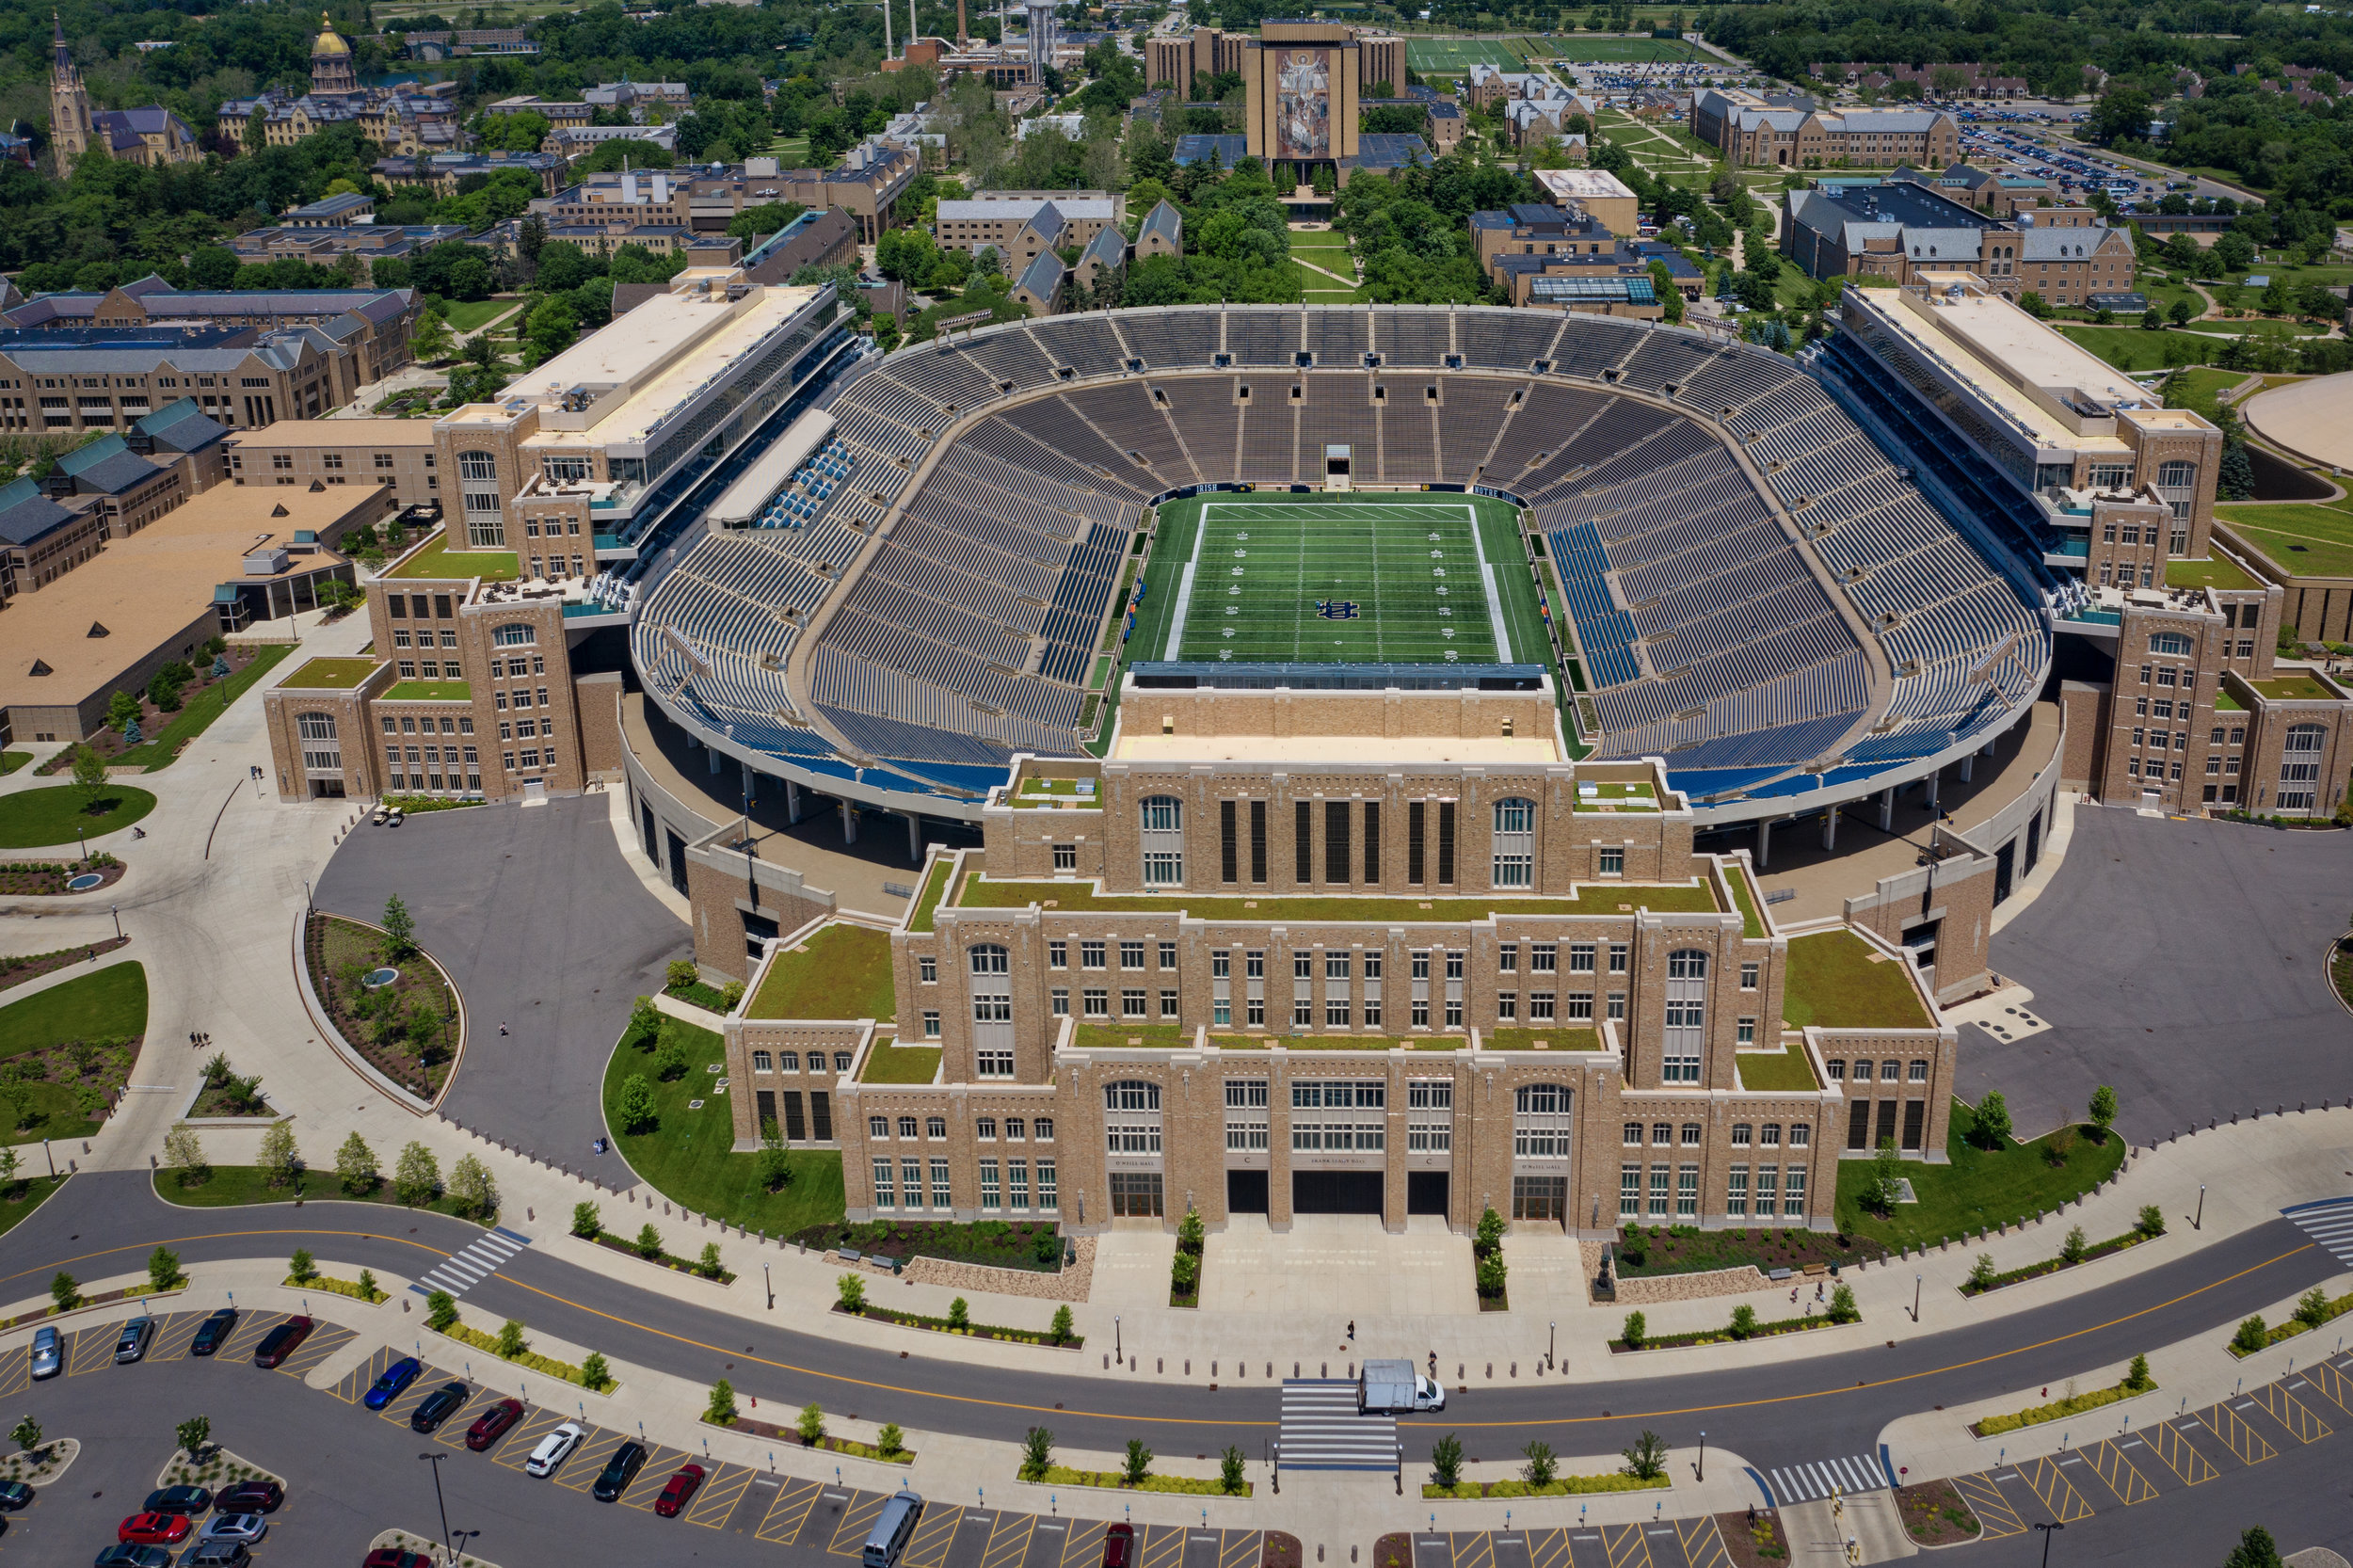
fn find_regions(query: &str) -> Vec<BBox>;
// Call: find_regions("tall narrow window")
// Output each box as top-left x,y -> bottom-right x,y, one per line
1408,800 -> 1426,884
1492,797 -> 1534,888
1140,795 -> 1183,885
1249,799 -> 1267,884
1436,800 -> 1456,885
1325,800 -> 1350,884
1220,800 -> 1239,883
1662,949 -> 1706,1083
1294,799 -> 1312,884
1363,800 -> 1380,883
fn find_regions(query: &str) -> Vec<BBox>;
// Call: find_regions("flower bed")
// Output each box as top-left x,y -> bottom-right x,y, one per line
1614,1223 -> 1885,1280
437,1320 -> 613,1391
2226,1288 -> 2353,1357
39,644 -> 289,774
0,1436 -> 78,1487
666,978 -> 734,1013
1971,1375 -> 2153,1436
1717,1508 -> 1790,1567
377,795 -> 488,815
792,1218 -> 1064,1273
1424,1473 -> 1668,1498
304,911 -> 458,1100
588,1230 -> 735,1284
0,1281 -> 183,1332
0,964 -> 142,1142
1961,1227 -> 2155,1296
1034,1464 -> 1252,1498
1896,1480 -> 1982,1545
0,937 -> 130,994
831,1301 -> 1080,1350
707,1413 -> 913,1464
288,1272 -> 386,1304
1612,1311 -> 1850,1352
0,856 -> 124,898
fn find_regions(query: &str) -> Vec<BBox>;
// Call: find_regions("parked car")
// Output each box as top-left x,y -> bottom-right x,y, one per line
213,1480 -> 282,1515
0,1479 -> 31,1510
592,1440 -> 648,1502
1103,1522 -> 1135,1568
524,1421 -> 584,1477
92,1547 -> 172,1568
252,1316 -> 313,1368
117,1512 -> 192,1546
189,1309 -> 238,1356
362,1356 -> 423,1411
114,1316 -> 155,1365
141,1487 -> 211,1516
28,1327 -> 59,1381
184,1544 -> 252,1568
653,1464 -> 705,1517
200,1514 -> 267,1546
409,1382 -> 470,1433
361,1551 -> 431,1568
464,1398 -> 524,1452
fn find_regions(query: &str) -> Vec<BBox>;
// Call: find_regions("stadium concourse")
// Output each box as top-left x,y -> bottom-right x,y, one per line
630,305 -> 2050,828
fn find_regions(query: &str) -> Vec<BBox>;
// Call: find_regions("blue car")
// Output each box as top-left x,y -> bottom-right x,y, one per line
361,1356 -> 422,1411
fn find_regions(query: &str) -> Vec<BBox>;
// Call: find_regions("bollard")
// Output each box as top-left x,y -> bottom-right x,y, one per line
1293,1362 -> 1301,1377
1103,1355 -> 1110,1369
1211,1362 -> 1217,1377
1487,1362 -> 1493,1378
1129,1356 -> 1136,1371
1511,1361 -> 1517,1377
1321,1363 -> 1328,1378
1185,1360 -> 1190,1375
1157,1358 -> 1162,1373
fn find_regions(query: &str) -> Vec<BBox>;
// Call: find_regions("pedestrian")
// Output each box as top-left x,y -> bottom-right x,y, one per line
499,1021 -> 509,1036
1346,1320 -> 1355,1341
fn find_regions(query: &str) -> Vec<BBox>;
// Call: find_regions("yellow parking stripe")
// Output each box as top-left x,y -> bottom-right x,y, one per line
1677,1515 -> 1732,1568
617,1445 -> 689,1511
2304,1359 -> 2353,1416
899,1499 -> 963,1568
554,1428 -> 627,1494
491,1409 -> 568,1472
2198,1401 -> 2277,1467
334,1347 -> 401,1404
148,1314 -> 203,1362
2253,1381 -> 2332,1446
1599,1522 -> 1649,1568
2082,1439 -> 2156,1506
64,1327 -> 114,1377
1950,1472 -> 2026,1539
2019,1456 -> 2093,1524
1451,1532 -> 1497,1568
828,1491 -> 888,1557
1528,1526 -> 1577,1568
0,1347 -> 27,1397
1220,1529 -> 1263,1568
428,1390 -> 504,1450
1060,1518 -> 1110,1568
216,1316 -> 275,1361
682,1463 -> 755,1529
1139,1523 -> 1190,1568
980,1511 -> 1038,1568
277,1324 -> 355,1379
756,1477 -> 824,1544
2148,1419 -> 2218,1485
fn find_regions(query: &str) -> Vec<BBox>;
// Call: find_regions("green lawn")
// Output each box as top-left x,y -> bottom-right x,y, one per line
749,922 -> 895,1021
387,537 -> 519,583
278,656 -> 382,691
1737,1043 -> 1818,1092
115,644 -> 295,772
2055,325 -> 2213,374
439,297 -> 519,333
2217,501 -> 2353,578
1474,504 -> 1551,666
1781,931 -> 1930,1031
1835,1101 -> 2127,1250
0,963 -> 147,1059
1,752 -> 27,776
153,1164 -> 494,1220
0,1176 -> 68,1239
2163,366 -> 2256,416
858,1043 -> 941,1083
952,875 -> 1721,921
603,1016 -> 845,1236
2168,554 -> 2263,591
0,785 -> 157,850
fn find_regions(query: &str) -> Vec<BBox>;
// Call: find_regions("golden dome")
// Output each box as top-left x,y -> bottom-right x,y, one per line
312,12 -> 350,55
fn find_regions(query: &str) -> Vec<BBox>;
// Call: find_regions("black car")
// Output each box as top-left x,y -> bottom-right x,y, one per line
189,1309 -> 238,1356
0,1480 -> 29,1511
142,1486 -> 211,1515
408,1383 -> 470,1434
591,1441 -> 647,1503
211,1481 -> 281,1515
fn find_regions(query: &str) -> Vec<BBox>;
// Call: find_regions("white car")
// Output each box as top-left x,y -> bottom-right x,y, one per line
201,1515 -> 268,1546
525,1422 -> 584,1478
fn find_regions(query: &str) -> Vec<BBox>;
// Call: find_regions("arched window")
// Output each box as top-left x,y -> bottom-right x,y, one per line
1662,949 -> 1706,1083
2155,459 -> 2197,489
1513,1082 -> 1574,1157
296,712 -> 340,772
1140,794 -> 1183,886
968,943 -> 1013,1073
2278,723 -> 2327,811
492,622 -> 536,648
456,451 -> 498,484
1492,797 -> 1535,888
968,944 -> 1009,975
1104,1080 -> 1162,1155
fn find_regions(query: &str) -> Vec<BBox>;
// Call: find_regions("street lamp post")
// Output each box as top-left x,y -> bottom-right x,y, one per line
1698,1432 -> 1705,1482
418,1452 -> 454,1563
764,1261 -> 774,1309
110,904 -> 121,940
2194,1184 -> 2205,1230
1548,1320 -> 1556,1368
1114,1315 -> 1121,1362
1913,1272 -> 1922,1322
2034,1521 -> 2064,1568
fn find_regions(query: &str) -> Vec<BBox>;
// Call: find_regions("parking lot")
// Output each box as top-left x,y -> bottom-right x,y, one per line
1411,1520 -> 1733,1568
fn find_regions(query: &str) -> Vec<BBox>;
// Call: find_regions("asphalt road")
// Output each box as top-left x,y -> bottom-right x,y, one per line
312,796 -> 687,1159
1972,807 -> 2353,1141
3,1173 -> 2336,1486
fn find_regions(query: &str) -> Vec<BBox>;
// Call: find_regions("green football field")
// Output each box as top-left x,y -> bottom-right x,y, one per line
1405,38 -> 1531,73
1137,493 -> 1545,665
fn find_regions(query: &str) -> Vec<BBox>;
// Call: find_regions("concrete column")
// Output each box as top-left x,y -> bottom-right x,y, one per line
1821,806 -> 1838,850
1960,753 -> 1976,783
840,799 -> 858,845
906,811 -> 923,863
1926,767 -> 1941,813
786,779 -> 803,825
1878,787 -> 1896,832
709,746 -> 723,776
742,759 -> 757,808
1755,815 -> 1771,871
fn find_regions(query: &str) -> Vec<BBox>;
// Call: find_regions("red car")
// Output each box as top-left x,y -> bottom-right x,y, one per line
652,1464 -> 706,1517
361,1552 -> 431,1568
119,1513 -> 193,1546
464,1398 -> 525,1452
1103,1522 -> 1134,1568
251,1315 -> 313,1368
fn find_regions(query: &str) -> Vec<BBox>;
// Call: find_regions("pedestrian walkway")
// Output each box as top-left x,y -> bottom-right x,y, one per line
1277,1380 -> 1396,1471
1760,1453 -> 1889,1506
2283,1195 -> 2353,1269
411,1224 -> 534,1298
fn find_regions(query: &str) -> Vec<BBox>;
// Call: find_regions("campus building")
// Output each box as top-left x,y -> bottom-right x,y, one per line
219,16 -> 467,158
1692,90 -> 1961,170
47,15 -> 200,177
536,151 -> 921,246
1784,180 -> 2136,308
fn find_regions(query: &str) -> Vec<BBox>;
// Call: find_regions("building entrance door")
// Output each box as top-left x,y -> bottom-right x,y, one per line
1226,1170 -> 1269,1214
1513,1175 -> 1567,1224
1111,1171 -> 1164,1218
1291,1170 -> 1383,1214
1406,1171 -> 1449,1215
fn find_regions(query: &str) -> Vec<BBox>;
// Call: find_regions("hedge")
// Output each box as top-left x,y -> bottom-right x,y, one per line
2226,1288 -> 2353,1358
1035,1464 -> 1251,1497
1425,1474 -> 1670,1499
833,1302 -> 1081,1350
286,1272 -> 386,1304
1612,1311 -> 1849,1352
439,1321 -> 615,1392
1962,1229 -> 2153,1296
1972,1376 -> 2153,1436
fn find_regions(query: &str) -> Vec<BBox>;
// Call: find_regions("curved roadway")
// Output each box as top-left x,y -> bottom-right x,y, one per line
5,1173 -> 2332,1470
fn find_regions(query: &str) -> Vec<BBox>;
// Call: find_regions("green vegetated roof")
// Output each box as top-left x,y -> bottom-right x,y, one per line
749,923 -> 896,1021
1736,1044 -> 1819,1093
858,1043 -> 941,1084
381,680 -> 472,702
1721,861 -> 1767,939
387,537 -> 519,583
952,877 -> 1721,922
277,657 -> 382,690
1073,1023 -> 1194,1051
2250,673 -> 2340,701
1481,1027 -> 1603,1053
907,857 -> 955,934
1781,930 -> 1931,1032
2165,555 -> 2259,592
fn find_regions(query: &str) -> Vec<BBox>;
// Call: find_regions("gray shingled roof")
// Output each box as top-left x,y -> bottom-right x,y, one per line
0,476 -> 76,548
1138,200 -> 1182,248
136,397 -> 229,453
1080,227 -> 1127,270
1016,252 -> 1064,299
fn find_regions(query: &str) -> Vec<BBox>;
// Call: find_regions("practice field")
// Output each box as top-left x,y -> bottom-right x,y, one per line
1529,36 -> 1710,62
1140,493 -> 1544,665
1406,38 -> 1530,72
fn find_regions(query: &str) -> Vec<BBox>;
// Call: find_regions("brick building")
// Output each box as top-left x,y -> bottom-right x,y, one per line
1694,90 -> 1960,170
1785,180 -> 2136,307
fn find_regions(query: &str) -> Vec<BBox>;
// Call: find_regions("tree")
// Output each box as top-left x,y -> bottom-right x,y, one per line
877,1422 -> 905,1460
1122,1437 -> 1153,1485
629,995 -> 661,1042
2126,1352 -> 2153,1392
1828,1282 -> 1859,1323
2223,1527 -> 2285,1568
1422,1432 -> 1465,1492
2262,274 -> 2291,315
163,1125 -> 210,1187
2137,1204 -> 2167,1239
104,690 -> 141,731
148,1245 -> 183,1292
1870,1138 -> 1904,1211
948,1296 -> 970,1329
1049,1304 -> 1074,1343
358,1269 -> 379,1302
697,1241 -> 724,1280
1622,1429 -> 1668,1480
1219,1443 -> 1246,1494
496,1319 -> 528,1358
2086,87 -> 2153,148
0,1144 -> 18,1197
393,1141 -> 440,1206
579,1351 -> 613,1392
47,1272 -> 76,1311
2233,1315 -> 2269,1355
381,894 -> 416,961
1973,1091 -> 2014,1148
654,1037 -> 690,1081
1969,1252 -> 1997,1291
71,743 -> 108,810
1171,1250 -> 1200,1295
1176,1204 -> 1205,1256
425,1289 -> 459,1331
288,1246 -> 317,1284
8,1416 -> 41,1457
1522,1439 -> 1558,1486
635,1223 -> 664,1260
1476,1248 -> 1509,1300
2062,1224 -> 2088,1265
2018,290 -> 2051,319
572,1201 -> 602,1239
796,1400 -> 824,1443
409,310 -> 455,363
838,1272 -> 866,1311
1020,1425 -> 1053,1480
447,1153 -> 494,1218
335,1130 -> 379,1194
258,1121 -> 300,1187
615,1075 -> 658,1134
756,1121 -> 791,1192
175,1416 -> 211,1462
2295,1286 -> 2333,1328
1729,1303 -> 1759,1340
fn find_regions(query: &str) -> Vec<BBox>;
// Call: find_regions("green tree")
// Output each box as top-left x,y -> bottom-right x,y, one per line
947,1297 -> 970,1330
2062,1224 -> 2089,1265
358,1269 -> 379,1302
1219,1442 -> 1246,1494
258,1121 -> 300,1187
878,1422 -> 904,1460
2295,1286 -> 2333,1328
104,690 -> 141,731
176,1415 -> 210,1462
2126,1352 -> 2153,1392
2233,1315 -> 2269,1355
1522,1439 -> 1558,1486
2223,1527 -> 2285,1568
629,995 -> 661,1042
409,310 -> 455,363
1171,1250 -> 1200,1295
1827,1283 -> 1859,1324
796,1400 -> 823,1443
1020,1424 -> 1053,1480
1969,1253 -> 1998,1291
635,1223 -> 664,1259
70,744 -> 108,810
1870,1137 -> 1903,1211
2137,1204 -> 2167,1239
571,1201 -> 602,1239
1622,1429 -> 1668,1480
393,1141 -> 440,1206
756,1121 -> 791,1192
581,1352 -> 613,1391
1729,1303 -> 1759,1340
653,1038 -> 690,1081
1176,1203 -> 1205,1255
496,1319 -> 528,1358
48,1272 -> 77,1312
335,1130 -> 379,1194
287,1246 -> 317,1284
1623,1311 -> 1647,1349
425,1289 -> 459,1331
1431,1432 -> 1465,1488
447,1153 -> 494,1218
697,1241 -> 725,1280
0,1144 -> 20,1198
2088,1084 -> 2119,1141
380,894 -> 416,960
8,1416 -> 40,1457
1972,1091 -> 2013,1148
163,1125 -> 210,1187
1122,1437 -> 1153,1485
614,1074 -> 658,1134
837,1272 -> 866,1311
148,1245 -> 183,1292
1049,1304 -> 1074,1343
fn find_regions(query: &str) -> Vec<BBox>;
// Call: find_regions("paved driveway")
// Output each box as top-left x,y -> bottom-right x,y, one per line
1972,806 -> 2353,1140
314,795 -> 687,1160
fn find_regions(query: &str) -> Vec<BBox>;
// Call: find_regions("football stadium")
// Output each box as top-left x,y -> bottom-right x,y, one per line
630,304 -> 2052,824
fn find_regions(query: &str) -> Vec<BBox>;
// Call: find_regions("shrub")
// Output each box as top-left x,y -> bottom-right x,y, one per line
1475,1205 -> 1505,1256
838,1273 -> 866,1311
2137,1204 -> 2166,1239
1622,1429 -> 1667,1481
720,979 -> 745,1011
665,959 -> 700,991
1827,1283 -> 1858,1324
2043,1127 -> 2075,1167
148,1246 -> 183,1292
796,1400 -> 823,1444
1020,1425 -> 1053,1480
878,1422 -> 905,1460
1729,1303 -> 1758,1340
2232,1316 -> 2269,1355
2126,1353 -> 2152,1392
176,1416 -> 210,1461
2295,1286 -> 2332,1329
1049,1304 -> 1074,1343
756,1124 -> 791,1192
1968,1252 -> 1997,1291
706,1380 -> 738,1425
1973,1091 -> 2013,1148
580,1352 -> 613,1392
358,1269 -> 379,1301
8,1416 -> 40,1456
947,1297 -> 969,1329
1431,1432 -> 1464,1488
696,1241 -> 725,1279
1622,1310 -> 1646,1350
1176,1204 -> 1205,1256
629,996 -> 660,1042
571,1201 -> 601,1240
614,1075 -> 657,1134
287,1247 -> 317,1285
2061,1224 -> 2088,1265
1476,1248 -> 1508,1300
1122,1438 -> 1153,1486
425,1290 -> 458,1331
47,1272 -> 75,1311
1870,1138 -> 1903,1211
634,1224 -> 663,1259
496,1319 -> 527,1359
1522,1439 -> 1557,1487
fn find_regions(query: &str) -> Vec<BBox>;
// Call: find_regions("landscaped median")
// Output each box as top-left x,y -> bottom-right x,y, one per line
703,1387 -> 912,1465
1614,1290 -> 1858,1352
1962,1208 -> 2168,1296
831,1272 -> 1080,1349
1424,1431 -> 1673,1500
424,1293 -> 616,1394
1971,1358 -> 2155,1436
2228,1287 -> 2353,1358
570,1202 -> 736,1284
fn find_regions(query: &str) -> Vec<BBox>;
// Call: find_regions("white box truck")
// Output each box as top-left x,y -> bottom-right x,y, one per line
1358,1359 -> 1446,1414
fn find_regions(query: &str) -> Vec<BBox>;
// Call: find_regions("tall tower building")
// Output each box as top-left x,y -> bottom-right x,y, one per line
1024,0 -> 1056,72
48,11 -> 90,176
310,12 -> 359,98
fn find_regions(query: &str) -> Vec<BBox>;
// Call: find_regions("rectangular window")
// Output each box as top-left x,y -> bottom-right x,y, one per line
921,1010 -> 940,1037
977,1049 -> 1013,1078
1648,1164 -> 1672,1217
1676,1164 -> 1699,1218
1598,846 -> 1624,875
1053,843 -> 1076,872
1325,800 -> 1350,883
1050,987 -> 1070,1016
979,1160 -> 1000,1211
1049,941 -> 1067,968
1531,944 -> 1557,974
1499,943 -> 1517,973
1408,800 -> 1425,884
1607,991 -> 1626,1021
1609,943 -> 1628,973
1221,799 -> 1239,883
1122,989 -> 1148,1017
1568,943 -> 1594,973
1740,962 -> 1759,989
1784,1166 -> 1806,1217
1008,1160 -> 1030,1211
1497,992 -> 1517,1021
1737,1016 -> 1756,1045
1294,799 -> 1313,884
872,1159 -> 894,1209
1160,989 -> 1179,1018
1726,1164 -> 1748,1217
930,1158 -> 952,1209
1363,800 -> 1380,883
919,956 -> 937,984
1529,992 -> 1556,1021
1250,799 -> 1267,884
1121,940 -> 1144,969
1082,941 -> 1105,969
1436,800 -> 1456,885
1756,1166 -> 1778,1215
1620,1163 -> 1641,1217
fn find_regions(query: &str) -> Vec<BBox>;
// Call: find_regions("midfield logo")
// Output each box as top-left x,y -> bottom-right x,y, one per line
1314,600 -> 1361,620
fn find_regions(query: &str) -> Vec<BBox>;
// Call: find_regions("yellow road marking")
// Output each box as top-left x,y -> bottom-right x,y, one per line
63,1327 -> 113,1377
2251,1380 -> 2332,1445
2150,1420 -> 2218,1486
1950,1472 -> 2025,1539
2197,1401 -> 2276,1467
899,1498 -> 963,1568
278,1324 -> 354,1380
491,1408 -> 568,1473
828,1490 -> 888,1557
1219,1528 -> 1262,1568
2304,1359 -> 2353,1416
681,1461 -> 754,1529
1599,1521 -> 1649,1568
618,1445 -> 690,1512
0,1348 -> 27,1397
980,1510 -> 1039,1568
1139,1523 -> 1188,1568
335,1346 -> 400,1404
2082,1439 -> 2156,1506
553,1428 -> 626,1494
2019,1455 -> 2093,1524
1528,1526 -> 1576,1568
1060,1518 -> 1110,1568
1677,1515 -> 1732,1568
756,1476 -> 824,1544
149,1313 -> 203,1363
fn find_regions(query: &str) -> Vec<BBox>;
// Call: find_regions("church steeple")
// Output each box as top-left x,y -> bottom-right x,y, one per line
49,11 -> 90,175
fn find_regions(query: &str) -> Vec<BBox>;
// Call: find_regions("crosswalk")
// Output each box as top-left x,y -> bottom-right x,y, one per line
1764,1452 -> 1889,1504
410,1226 -> 534,1299
2283,1194 -> 2353,1268
1276,1380 -> 1398,1471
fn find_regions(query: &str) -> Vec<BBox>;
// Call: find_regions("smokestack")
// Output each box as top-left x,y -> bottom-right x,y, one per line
958,0 -> 968,49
